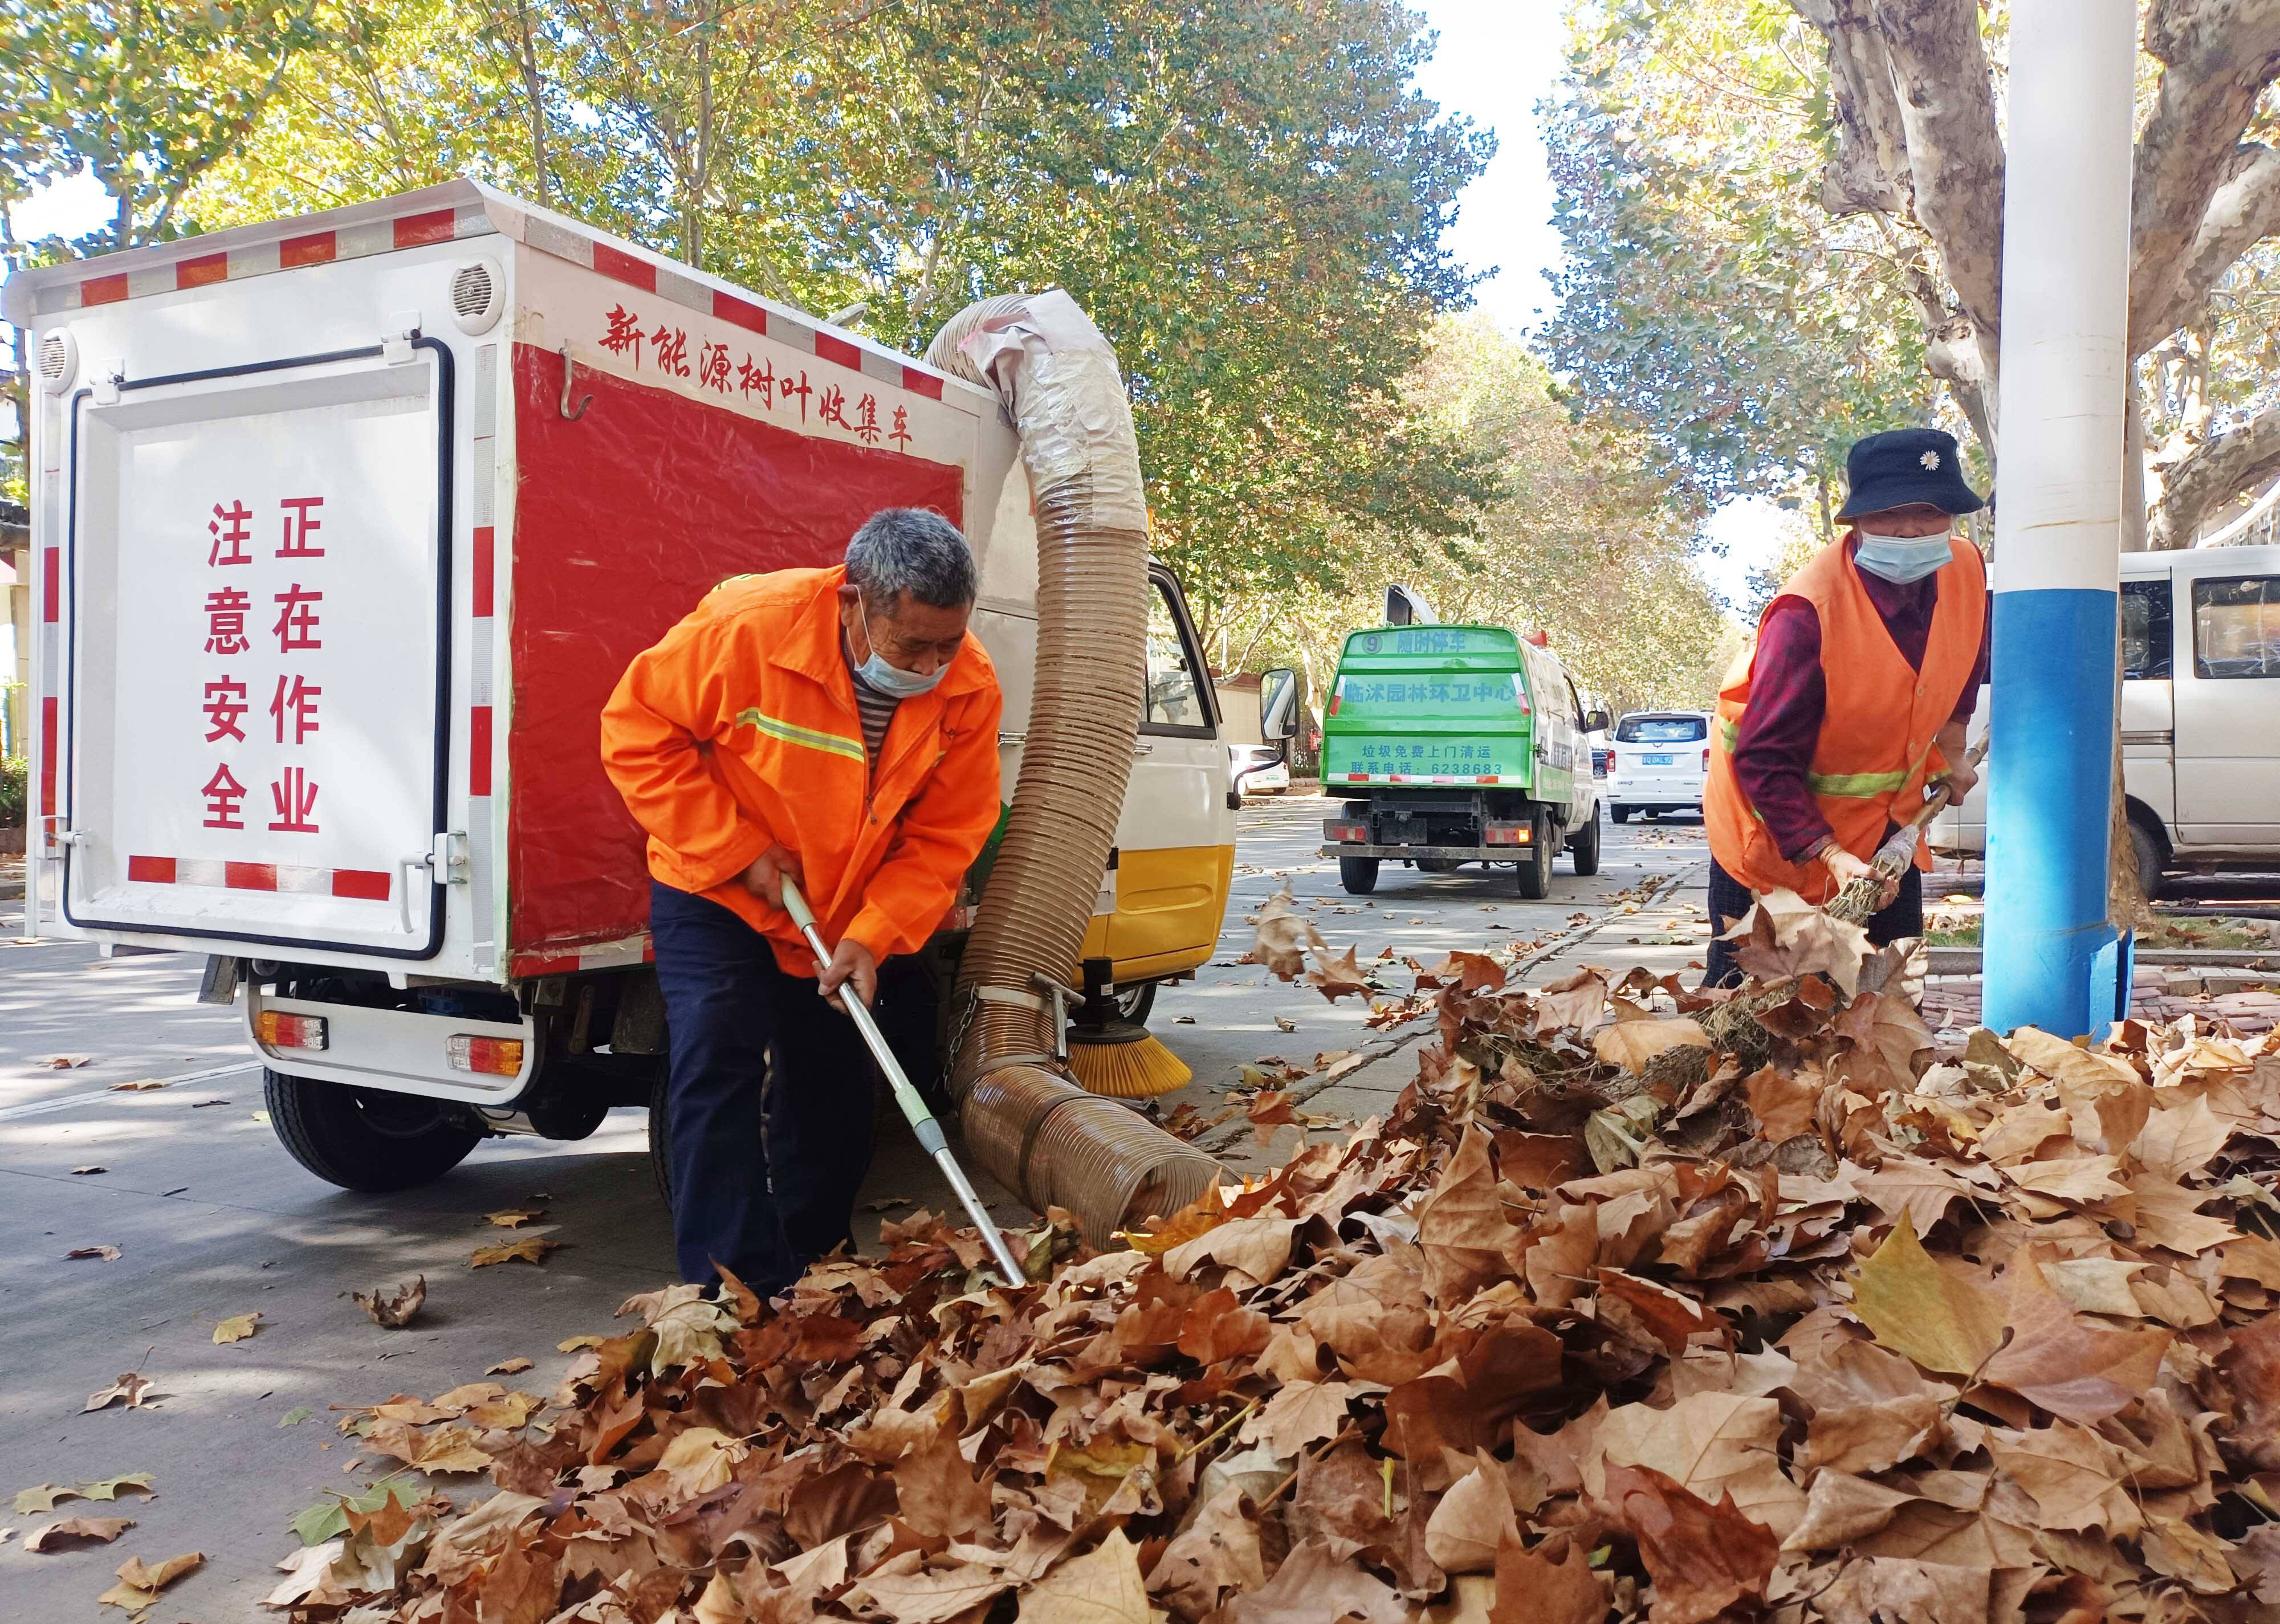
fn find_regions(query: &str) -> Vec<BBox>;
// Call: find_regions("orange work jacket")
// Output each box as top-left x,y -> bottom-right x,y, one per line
600,565 -> 1005,975
1703,535 -> 1986,904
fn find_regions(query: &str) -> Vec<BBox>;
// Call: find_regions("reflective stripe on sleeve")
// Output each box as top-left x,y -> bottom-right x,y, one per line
735,708 -> 866,764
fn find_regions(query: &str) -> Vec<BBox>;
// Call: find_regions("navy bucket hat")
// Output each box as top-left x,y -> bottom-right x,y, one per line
1835,428 -> 1988,521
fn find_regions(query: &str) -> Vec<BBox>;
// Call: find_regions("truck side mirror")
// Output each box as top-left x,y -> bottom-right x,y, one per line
1582,707 -> 1610,733
1260,668 -> 1300,741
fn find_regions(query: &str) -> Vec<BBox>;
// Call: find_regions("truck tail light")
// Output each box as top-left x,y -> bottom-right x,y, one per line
1326,693 -> 1341,718
1512,676 -> 1531,716
447,1035 -> 526,1076
255,1010 -> 328,1052
1324,819 -> 1368,843
1702,748 -> 1712,770
1484,822 -> 1533,846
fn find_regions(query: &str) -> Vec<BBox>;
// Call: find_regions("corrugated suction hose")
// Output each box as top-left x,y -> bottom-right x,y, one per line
926,292 -> 1220,1244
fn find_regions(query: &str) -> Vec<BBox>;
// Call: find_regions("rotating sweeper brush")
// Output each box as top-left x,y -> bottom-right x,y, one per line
1060,958 -> 1192,1099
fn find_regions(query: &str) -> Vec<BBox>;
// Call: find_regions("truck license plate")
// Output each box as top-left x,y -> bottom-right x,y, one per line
1642,753 -> 1673,766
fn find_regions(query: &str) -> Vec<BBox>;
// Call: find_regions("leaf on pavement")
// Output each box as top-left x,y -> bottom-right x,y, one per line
106,1080 -> 167,1091
14,1484 -> 79,1515
1849,1212 -> 2002,1377
485,1357 -> 534,1375
43,1054 -> 94,1068
77,1475 -> 153,1503
67,1246 -> 121,1262
1015,1526 -> 1150,1622
26,1516 -> 133,1551
97,1550 -> 202,1613
350,1276 -> 426,1328
469,1237 -> 560,1268
1305,942 -> 1375,1002
484,1208 -> 547,1228
71,1166 -> 105,1175
278,1407 -> 315,1427
556,1335 -> 605,1352
84,1372 -> 152,1412
213,1312 -> 263,1344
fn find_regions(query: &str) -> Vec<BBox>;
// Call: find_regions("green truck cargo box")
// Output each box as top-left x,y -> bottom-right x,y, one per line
1319,624 -> 1605,898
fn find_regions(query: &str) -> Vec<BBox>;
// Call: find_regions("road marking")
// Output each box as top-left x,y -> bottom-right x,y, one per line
0,1060 -> 260,1123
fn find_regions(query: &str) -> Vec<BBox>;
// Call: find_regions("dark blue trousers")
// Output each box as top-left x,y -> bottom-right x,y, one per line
648,880 -> 937,1292
1700,855 -> 1923,988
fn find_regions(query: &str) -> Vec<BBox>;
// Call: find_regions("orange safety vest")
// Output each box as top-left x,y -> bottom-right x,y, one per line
600,565 -> 1004,975
1703,536 -> 1986,904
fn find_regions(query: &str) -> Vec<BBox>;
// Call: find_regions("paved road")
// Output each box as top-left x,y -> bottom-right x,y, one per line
0,804 -> 1707,1621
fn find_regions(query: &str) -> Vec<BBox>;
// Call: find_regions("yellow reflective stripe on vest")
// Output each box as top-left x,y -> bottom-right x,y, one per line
735,708 -> 866,764
1714,716 -> 1927,798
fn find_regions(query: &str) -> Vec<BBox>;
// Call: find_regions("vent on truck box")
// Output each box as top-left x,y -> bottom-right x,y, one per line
449,260 -> 502,333
36,328 -> 76,391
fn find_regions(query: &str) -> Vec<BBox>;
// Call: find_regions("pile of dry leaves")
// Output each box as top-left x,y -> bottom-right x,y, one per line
272,898 -> 2280,1623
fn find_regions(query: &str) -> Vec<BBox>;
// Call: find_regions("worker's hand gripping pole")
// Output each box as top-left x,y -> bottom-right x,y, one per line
776,878 -> 1028,1290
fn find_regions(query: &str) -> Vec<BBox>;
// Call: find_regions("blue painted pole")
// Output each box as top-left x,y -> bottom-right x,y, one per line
1981,0 -> 2134,1037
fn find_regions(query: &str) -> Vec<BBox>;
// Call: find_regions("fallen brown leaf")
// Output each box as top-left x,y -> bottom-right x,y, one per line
212,1311 -> 262,1344
350,1276 -> 426,1328
84,1372 -> 152,1413
27,1516 -> 133,1550
469,1237 -> 559,1268
66,1245 -> 121,1262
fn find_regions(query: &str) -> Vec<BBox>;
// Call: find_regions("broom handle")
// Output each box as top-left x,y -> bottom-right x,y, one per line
1871,736 -> 1991,879
777,877 -> 1028,1291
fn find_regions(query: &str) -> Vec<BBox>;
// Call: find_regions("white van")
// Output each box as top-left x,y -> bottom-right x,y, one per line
1606,710 -> 1712,822
1929,542 -> 2280,895
7,179 -> 1242,1192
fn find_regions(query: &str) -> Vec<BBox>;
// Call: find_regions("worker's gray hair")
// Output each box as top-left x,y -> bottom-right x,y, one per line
846,508 -> 978,610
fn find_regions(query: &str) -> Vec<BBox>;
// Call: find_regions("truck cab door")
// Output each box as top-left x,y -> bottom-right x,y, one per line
1092,568 -> 1236,977
2172,561 -> 2280,845
2119,574 -> 2177,838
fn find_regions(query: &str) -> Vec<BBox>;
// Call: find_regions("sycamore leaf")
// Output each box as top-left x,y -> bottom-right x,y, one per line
1732,887 -> 1868,996
1247,886 -> 1317,980
213,1312 -> 262,1344
1016,1527 -> 1150,1622
97,1550 -> 202,1611
1849,1212 -> 2003,1377
84,1373 -> 152,1413
485,1207 -> 547,1227
557,1334 -> 604,1352
1305,942 -> 1375,1001
26,1516 -> 134,1550
1980,1244 -> 2173,1423
350,1276 -> 426,1328
14,1484 -> 80,1515
1603,1461 -> 1780,1624
278,1407 -> 315,1427
67,1246 -> 121,1262
78,1475 -> 154,1503
1591,1015 -> 1709,1072
469,1236 -> 559,1268
485,1357 -> 534,1375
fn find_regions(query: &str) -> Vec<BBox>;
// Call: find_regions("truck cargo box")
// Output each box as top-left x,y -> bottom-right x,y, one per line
8,179 -> 1031,984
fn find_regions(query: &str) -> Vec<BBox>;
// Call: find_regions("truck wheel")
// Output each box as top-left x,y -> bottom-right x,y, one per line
648,1072 -> 674,1209
1339,856 -> 1381,895
2130,814 -> 2167,904
1611,805 -> 1631,823
1515,813 -> 1553,899
1568,803 -> 1602,876
264,1070 -> 481,1193
1114,981 -> 1158,1025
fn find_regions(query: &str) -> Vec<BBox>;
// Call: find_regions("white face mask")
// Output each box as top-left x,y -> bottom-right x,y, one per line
1854,528 -> 1953,584
853,592 -> 951,697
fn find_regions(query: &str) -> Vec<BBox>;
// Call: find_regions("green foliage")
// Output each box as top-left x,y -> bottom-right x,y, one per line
1542,1 -> 1938,505
0,753 -> 26,828
181,0 -> 1497,608
1215,316 -> 1737,717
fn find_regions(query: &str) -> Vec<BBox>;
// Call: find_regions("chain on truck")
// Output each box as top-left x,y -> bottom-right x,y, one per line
7,179 -> 1277,1202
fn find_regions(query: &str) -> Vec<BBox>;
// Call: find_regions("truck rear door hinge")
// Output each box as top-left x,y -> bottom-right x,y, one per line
383,312 -> 422,365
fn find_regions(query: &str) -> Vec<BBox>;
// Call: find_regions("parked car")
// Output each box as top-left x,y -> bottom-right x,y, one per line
1228,743 -> 1290,795
1606,711 -> 1712,822
1215,667 -> 1300,795
1929,542 -> 2280,897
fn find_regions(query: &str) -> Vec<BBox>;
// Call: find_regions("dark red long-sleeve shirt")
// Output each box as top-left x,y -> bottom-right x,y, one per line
1732,539 -> 1989,863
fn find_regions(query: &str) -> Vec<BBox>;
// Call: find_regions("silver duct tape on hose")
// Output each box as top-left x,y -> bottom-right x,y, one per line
926,292 -> 1220,1243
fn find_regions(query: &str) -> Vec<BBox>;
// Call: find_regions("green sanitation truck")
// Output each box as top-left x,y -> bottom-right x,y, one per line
1318,625 -> 1609,897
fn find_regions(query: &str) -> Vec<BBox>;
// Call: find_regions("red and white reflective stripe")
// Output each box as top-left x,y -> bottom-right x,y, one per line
58,205 -> 491,314
127,855 -> 392,901
1336,773 -> 1499,786
509,935 -> 654,978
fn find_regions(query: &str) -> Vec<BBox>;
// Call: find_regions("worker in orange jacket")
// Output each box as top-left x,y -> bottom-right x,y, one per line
601,509 -> 1004,1293
1702,428 -> 1988,986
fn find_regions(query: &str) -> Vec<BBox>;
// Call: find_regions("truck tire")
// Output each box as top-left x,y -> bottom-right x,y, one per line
1568,803 -> 1602,876
264,1070 -> 482,1193
1611,805 -> 1631,823
1114,981 -> 1158,1025
1515,812 -> 1553,899
1339,855 -> 1381,895
2130,814 -> 2167,904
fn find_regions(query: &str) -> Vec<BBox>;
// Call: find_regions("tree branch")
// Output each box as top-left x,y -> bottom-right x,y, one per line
1868,0 -> 2005,356
2134,141 -> 2280,349
2127,0 -> 2280,357
2147,402 -> 2280,547
1792,0 -> 1912,217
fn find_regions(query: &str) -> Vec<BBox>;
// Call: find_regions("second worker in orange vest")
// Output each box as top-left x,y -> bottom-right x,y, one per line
1702,428 -> 1989,986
